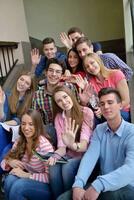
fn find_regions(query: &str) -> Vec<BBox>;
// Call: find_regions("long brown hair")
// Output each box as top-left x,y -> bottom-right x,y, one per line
83,53 -> 114,78
52,85 -> 83,142
8,72 -> 35,117
6,109 -> 49,161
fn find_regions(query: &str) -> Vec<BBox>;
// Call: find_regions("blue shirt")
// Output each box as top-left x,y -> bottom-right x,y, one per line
73,120 -> 134,193
35,51 -> 67,77
100,53 -> 133,81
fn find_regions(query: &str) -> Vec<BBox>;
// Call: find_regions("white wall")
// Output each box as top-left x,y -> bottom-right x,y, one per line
23,0 -> 125,46
0,0 -> 30,64
0,0 -> 29,42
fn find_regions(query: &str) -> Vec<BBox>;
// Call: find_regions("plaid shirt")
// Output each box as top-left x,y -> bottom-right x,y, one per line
32,81 -> 78,125
100,53 -> 133,81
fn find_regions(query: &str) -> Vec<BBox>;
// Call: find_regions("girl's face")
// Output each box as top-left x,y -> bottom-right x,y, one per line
17,75 -> 31,94
84,57 -> 100,75
68,51 -> 79,68
54,91 -> 73,111
21,114 -> 35,139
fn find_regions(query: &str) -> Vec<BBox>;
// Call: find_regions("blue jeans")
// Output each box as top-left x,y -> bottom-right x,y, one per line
4,174 -> 52,200
57,185 -> 134,200
49,157 -> 81,199
45,124 -> 57,148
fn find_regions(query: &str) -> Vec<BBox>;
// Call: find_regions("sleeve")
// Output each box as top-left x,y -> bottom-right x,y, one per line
32,91 -> 39,110
102,53 -> 133,81
73,129 -> 100,188
1,140 -> 19,171
35,56 -> 47,77
92,133 -> 134,193
92,42 -> 102,52
56,52 -> 67,68
80,107 -> 94,143
112,70 -> 126,87
29,136 -> 54,183
54,114 -> 66,148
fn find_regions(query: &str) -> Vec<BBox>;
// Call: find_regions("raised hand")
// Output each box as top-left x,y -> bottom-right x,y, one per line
31,48 -> 41,66
79,82 -> 94,106
74,74 -> 88,90
60,32 -> 72,49
62,118 -> 79,149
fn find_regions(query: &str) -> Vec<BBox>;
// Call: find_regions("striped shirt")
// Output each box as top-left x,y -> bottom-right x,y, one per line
1,135 -> 54,183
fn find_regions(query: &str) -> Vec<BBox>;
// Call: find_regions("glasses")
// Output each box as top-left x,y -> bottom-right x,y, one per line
48,68 -> 62,75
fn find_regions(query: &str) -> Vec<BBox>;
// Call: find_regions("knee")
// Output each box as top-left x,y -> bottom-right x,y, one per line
4,175 -> 17,192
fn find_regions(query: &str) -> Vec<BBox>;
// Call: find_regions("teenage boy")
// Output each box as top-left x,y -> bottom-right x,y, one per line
31,37 -> 66,77
75,37 -> 133,81
60,27 -> 102,54
58,87 -> 134,200
32,58 -> 77,147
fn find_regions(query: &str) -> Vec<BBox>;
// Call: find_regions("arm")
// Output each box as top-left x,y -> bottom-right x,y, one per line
101,53 -> 133,80
91,132 -> 134,193
92,42 -> 102,55
73,107 -> 94,153
73,130 -> 100,189
116,79 -> 130,109
32,91 -> 39,110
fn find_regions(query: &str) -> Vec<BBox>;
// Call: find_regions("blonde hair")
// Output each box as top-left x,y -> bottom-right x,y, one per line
52,85 -> 83,142
83,53 -> 114,78
8,72 -> 35,117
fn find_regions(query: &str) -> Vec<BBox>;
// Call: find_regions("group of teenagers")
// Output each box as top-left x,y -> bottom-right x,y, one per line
0,27 -> 134,200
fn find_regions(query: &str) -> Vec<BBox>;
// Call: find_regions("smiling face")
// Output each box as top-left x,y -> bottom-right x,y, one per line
99,93 -> 122,121
69,32 -> 83,44
43,42 -> 57,59
54,91 -> 73,112
68,50 -> 79,69
84,56 -> 100,75
21,114 -> 35,140
46,63 -> 63,85
17,75 -> 31,95
76,42 -> 93,59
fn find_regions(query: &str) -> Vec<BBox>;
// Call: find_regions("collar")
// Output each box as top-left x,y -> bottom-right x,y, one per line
105,119 -> 125,137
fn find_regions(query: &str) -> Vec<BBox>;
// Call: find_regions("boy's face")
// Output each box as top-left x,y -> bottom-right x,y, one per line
46,63 -> 63,85
76,42 -> 93,59
43,42 -> 57,59
69,32 -> 84,44
99,93 -> 122,121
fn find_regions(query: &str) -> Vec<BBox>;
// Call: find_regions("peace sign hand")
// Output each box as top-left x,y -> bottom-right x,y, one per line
62,118 -> 79,149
